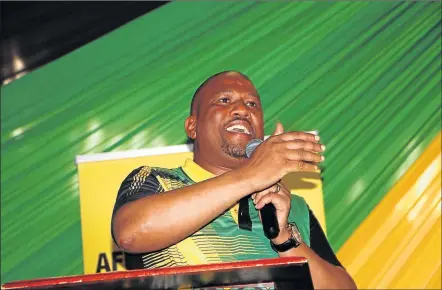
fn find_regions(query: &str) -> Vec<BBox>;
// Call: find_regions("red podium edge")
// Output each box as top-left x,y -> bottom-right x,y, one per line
2,256 -> 307,289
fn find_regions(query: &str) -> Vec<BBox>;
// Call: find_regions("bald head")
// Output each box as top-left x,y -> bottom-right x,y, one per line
190,71 -> 253,116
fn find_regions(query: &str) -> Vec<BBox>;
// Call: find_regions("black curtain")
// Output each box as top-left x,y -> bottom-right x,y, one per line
1,1 -> 168,84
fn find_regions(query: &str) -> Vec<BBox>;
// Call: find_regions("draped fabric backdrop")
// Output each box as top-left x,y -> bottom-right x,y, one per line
1,1 -> 441,288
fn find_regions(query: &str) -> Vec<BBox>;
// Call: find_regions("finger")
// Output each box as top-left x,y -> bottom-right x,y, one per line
286,160 -> 319,172
282,140 -> 325,152
286,150 -> 325,163
277,183 -> 292,198
254,185 -> 279,205
255,192 -> 275,209
255,192 -> 290,210
254,183 -> 291,206
251,193 -> 256,203
306,161 -> 320,167
279,131 -> 320,143
272,122 -> 284,136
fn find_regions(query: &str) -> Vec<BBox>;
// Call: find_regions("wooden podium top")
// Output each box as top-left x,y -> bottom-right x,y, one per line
2,257 -> 312,290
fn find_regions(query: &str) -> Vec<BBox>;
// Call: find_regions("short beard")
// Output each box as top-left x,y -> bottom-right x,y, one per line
221,137 -> 247,159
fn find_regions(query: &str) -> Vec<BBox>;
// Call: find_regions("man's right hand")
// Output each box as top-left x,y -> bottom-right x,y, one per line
240,122 -> 325,193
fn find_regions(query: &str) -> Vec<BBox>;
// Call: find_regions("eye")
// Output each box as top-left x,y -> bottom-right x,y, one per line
218,97 -> 230,103
247,101 -> 257,107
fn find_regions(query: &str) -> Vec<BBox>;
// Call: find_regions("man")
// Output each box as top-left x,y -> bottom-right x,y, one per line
112,71 -> 357,289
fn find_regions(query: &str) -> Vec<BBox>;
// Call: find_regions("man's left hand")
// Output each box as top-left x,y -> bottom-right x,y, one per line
252,182 -> 292,244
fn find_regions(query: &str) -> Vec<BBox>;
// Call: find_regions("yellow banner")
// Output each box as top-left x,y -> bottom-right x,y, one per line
76,145 -> 326,274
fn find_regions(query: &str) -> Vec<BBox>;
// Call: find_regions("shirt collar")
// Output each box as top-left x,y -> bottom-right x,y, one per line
181,158 -> 215,183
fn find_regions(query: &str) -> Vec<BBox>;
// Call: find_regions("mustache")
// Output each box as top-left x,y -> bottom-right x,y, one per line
225,116 -> 251,126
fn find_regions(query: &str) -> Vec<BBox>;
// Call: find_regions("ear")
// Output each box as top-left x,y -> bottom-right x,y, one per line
185,116 -> 197,139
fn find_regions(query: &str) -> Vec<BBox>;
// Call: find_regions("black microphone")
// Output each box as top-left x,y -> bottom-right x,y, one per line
246,139 -> 280,240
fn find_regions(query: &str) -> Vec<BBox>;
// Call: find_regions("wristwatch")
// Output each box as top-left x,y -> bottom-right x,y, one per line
270,222 -> 303,252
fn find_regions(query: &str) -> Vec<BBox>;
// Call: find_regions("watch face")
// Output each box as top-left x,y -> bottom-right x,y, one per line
289,223 -> 303,244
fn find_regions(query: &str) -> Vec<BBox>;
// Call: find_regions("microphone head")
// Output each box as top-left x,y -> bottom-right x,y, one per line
246,139 -> 263,158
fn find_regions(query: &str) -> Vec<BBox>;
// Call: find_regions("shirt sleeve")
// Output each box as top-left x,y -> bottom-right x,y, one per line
309,208 -> 343,268
111,166 -> 164,245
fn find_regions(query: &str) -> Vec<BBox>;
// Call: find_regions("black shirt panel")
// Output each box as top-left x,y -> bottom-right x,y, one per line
309,209 -> 343,268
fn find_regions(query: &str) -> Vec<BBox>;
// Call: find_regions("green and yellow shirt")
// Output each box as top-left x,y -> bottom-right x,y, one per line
112,159 -> 340,270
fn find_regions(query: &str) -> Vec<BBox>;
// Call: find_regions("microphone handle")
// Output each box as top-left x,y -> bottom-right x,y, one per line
260,203 -> 280,239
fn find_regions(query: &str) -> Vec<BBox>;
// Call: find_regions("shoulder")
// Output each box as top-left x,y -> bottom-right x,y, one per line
288,194 -> 310,219
122,165 -> 193,192
123,166 -> 181,180
289,194 -> 309,211
290,193 -> 307,204
150,166 -> 193,184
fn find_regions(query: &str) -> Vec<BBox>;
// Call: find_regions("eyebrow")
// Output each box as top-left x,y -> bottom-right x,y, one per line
216,90 -> 260,98
216,90 -> 234,96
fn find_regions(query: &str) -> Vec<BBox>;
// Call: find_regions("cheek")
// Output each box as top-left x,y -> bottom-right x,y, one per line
256,127 -> 264,139
197,110 -> 224,136
252,115 -> 265,138
206,109 -> 226,126
213,110 -> 225,123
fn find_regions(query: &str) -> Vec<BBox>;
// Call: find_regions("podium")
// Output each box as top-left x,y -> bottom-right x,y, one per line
1,257 -> 313,289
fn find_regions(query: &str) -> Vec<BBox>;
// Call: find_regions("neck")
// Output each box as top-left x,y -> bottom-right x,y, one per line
193,153 -> 246,176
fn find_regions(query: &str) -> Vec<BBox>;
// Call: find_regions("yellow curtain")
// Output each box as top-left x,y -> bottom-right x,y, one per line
338,132 -> 441,289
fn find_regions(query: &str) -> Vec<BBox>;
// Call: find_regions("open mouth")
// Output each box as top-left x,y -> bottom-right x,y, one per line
226,124 -> 252,135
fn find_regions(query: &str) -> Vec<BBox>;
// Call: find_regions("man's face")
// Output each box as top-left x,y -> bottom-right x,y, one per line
188,73 -> 264,166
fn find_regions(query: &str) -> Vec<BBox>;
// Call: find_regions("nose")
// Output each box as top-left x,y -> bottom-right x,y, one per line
230,100 -> 251,118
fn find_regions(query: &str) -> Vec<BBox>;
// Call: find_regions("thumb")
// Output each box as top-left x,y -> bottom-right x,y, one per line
272,122 -> 284,136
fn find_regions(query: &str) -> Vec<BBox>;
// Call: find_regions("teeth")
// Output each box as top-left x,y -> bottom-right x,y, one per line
226,124 -> 251,135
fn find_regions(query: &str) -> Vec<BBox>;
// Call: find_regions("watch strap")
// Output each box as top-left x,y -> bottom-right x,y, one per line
270,223 -> 302,252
